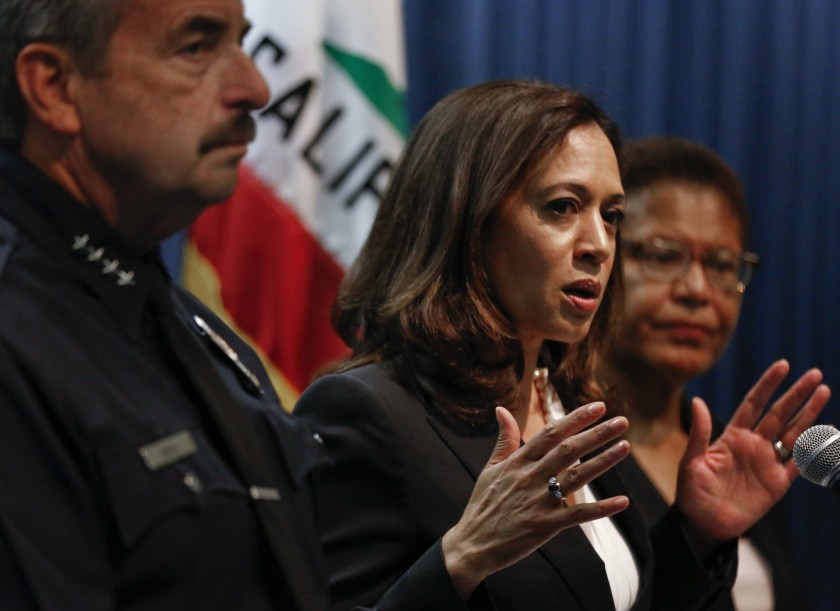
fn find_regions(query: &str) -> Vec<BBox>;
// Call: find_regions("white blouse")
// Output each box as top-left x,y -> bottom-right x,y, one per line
536,369 -> 640,610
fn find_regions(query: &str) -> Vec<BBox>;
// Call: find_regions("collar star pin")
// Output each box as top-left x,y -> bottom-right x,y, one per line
71,234 -> 136,288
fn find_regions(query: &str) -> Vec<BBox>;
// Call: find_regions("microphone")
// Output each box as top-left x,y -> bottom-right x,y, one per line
793,425 -> 840,494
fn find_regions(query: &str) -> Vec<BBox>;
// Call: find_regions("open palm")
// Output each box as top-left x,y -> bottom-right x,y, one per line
676,360 -> 830,548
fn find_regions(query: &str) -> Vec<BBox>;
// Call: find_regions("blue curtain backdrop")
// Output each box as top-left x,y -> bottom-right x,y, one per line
401,0 -> 840,607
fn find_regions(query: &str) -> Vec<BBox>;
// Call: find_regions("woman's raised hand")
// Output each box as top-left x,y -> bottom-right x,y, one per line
442,403 -> 631,599
676,359 -> 831,556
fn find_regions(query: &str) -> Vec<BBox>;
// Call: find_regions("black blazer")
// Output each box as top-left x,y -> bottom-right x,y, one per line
295,362 -> 735,610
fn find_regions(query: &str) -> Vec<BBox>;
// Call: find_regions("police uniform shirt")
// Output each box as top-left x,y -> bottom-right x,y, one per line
0,149 -> 329,610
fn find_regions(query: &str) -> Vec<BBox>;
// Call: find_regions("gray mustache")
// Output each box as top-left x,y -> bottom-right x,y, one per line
200,113 -> 257,153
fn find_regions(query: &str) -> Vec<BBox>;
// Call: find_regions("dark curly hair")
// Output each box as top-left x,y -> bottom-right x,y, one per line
621,137 -> 749,245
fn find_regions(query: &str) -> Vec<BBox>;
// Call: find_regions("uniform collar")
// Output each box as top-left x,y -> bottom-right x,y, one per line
0,148 -> 167,339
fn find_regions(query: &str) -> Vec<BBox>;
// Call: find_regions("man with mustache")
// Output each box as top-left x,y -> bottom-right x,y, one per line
0,0 -> 329,608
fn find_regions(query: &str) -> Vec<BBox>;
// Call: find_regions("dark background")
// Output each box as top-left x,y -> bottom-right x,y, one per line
400,1 -> 840,607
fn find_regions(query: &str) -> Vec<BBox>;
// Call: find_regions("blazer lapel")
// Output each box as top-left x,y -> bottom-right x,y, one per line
427,414 -> 616,610
427,414 -> 495,478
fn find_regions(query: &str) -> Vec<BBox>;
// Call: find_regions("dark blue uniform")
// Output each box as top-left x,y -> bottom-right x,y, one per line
0,149 -> 329,610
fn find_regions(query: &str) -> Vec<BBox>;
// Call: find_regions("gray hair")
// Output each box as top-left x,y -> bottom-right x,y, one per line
0,0 -> 123,146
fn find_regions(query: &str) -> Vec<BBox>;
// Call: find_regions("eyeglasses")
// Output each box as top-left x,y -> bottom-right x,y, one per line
622,237 -> 760,294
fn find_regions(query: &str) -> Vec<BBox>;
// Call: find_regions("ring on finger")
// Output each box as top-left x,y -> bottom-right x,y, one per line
772,437 -> 792,463
548,476 -> 567,505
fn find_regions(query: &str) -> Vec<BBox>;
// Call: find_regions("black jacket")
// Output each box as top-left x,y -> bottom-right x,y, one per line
296,361 -> 736,610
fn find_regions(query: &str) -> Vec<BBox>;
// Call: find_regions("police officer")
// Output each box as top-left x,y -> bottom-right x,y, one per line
0,1 -> 328,608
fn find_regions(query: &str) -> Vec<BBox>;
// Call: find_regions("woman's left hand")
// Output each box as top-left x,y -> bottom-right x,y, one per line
675,358 -> 831,556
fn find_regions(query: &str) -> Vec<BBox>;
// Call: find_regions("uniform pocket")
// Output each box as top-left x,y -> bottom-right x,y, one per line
98,428 -> 246,547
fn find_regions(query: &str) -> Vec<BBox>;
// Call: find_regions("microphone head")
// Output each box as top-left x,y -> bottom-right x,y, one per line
793,424 -> 840,487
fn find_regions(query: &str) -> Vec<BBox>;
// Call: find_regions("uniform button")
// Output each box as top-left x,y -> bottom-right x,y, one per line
183,471 -> 203,494
312,433 -> 325,445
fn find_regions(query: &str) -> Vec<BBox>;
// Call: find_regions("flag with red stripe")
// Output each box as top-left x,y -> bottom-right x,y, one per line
183,0 -> 407,409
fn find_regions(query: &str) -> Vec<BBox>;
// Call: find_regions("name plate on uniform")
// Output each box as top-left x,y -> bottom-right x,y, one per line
139,430 -> 198,471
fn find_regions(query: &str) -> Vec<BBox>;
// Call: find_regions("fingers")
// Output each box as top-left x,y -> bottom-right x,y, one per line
683,397 -> 713,465
776,384 -> 832,469
488,401 -> 631,507
518,401 -> 609,463
507,402 -> 628,497
728,359 -> 790,428
486,406 -> 522,468
753,368 -> 826,438
483,401 -> 621,490
549,439 -> 631,498
554,495 -> 630,524
540,414 -> 629,473
447,401 -> 631,591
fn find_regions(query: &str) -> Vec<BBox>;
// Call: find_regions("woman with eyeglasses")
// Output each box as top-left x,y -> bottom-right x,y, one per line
599,137 -> 811,610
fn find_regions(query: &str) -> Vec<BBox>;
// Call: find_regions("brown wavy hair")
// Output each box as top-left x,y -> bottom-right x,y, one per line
330,80 -> 624,426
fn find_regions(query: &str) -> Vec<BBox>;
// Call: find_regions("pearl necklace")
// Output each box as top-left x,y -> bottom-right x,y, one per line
533,367 -> 566,423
